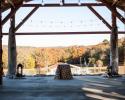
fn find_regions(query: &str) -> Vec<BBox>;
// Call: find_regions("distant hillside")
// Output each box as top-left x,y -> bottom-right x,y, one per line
2,38 -> 125,69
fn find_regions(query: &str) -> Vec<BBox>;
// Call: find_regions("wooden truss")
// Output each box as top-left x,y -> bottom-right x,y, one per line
1,2 -> 125,35
0,0 -> 125,84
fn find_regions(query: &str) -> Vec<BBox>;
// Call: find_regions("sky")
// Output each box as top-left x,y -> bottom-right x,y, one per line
2,0 -> 125,47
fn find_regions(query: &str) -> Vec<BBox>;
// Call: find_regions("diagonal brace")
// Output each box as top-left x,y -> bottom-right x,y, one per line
15,6 -> 39,32
2,6 -> 20,26
88,6 -> 112,30
99,0 -> 125,25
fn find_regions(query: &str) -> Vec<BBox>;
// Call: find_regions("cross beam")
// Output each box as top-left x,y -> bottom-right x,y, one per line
2,6 -> 21,26
2,31 -> 125,35
22,3 -> 105,7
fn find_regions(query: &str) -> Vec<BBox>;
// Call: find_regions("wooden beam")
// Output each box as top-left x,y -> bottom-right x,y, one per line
1,0 -> 39,12
99,0 -> 125,25
8,7 -> 17,77
88,6 -> 112,30
2,8 -> 10,13
0,0 -> 3,85
109,6 -> 119,76
2,31 -> 125,35
117,6 -> 125,12
22,3 -> 104,7
15,6 -> 39,32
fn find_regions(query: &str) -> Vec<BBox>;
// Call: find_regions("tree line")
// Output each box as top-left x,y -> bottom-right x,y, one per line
2,38 -> 125,69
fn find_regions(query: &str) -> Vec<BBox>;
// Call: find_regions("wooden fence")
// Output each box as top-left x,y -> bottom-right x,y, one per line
3,66 -> 125,75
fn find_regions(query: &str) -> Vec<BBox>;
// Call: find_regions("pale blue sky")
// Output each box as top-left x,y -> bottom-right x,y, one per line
2,0 -> 125,47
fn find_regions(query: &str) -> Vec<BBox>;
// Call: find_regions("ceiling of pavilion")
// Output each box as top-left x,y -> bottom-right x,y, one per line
1,0 -> 125,12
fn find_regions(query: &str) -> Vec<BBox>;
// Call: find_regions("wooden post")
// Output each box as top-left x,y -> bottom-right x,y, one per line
110,7 -> 119,75
0,0 -> 3,85
123,38 -> 125,74
123,35 -> 125,66
8,7 -> 17,78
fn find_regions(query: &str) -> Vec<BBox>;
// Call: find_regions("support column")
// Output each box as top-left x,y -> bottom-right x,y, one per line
110,7 -> 119,75
123,13 -> 125,66
0,0 -> 3,85
8,7 -> 17,78
124,40 -> 125,66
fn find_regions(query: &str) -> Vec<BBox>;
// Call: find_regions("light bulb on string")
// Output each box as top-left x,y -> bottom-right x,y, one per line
49,25 -> 52,28
80,20 -> 83,23
60,21 -> 63,24
41,0 -> 45,6
78,0 -> 81,6
40,20 -> 43,24
50,21 -> 53,24
23,1 -> 26,4
60,0 -> 63,6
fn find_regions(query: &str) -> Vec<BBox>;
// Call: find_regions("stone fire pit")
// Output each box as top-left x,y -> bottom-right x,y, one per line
54,64 -> 73,80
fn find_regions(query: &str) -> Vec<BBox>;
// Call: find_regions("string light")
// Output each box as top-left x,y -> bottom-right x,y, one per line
28,18 -> 103,29
80,20 -> 83,23
60,0 -> 63,6
40,21 -> 43,23
78,0 -> 81,6
23,1 -> 26,4
70,21 -> 72,23
50,21 -> 53,24
41,0 -> 45,6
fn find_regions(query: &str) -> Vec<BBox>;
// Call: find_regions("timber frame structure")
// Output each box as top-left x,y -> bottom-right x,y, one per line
0,0 -> 125,85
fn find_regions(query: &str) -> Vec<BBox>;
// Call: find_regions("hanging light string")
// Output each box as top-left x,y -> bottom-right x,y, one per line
78,0 -> 81,5
41,0 -> 45,6
60,0 -> 64,6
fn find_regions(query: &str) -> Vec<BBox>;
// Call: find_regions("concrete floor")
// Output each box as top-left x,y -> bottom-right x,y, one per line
0,76 -> 125,100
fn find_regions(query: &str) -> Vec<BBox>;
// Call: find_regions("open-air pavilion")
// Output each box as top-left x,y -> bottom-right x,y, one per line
0,0 -> 125,86
0,0 -> 125,99
0,0 -> 125,83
